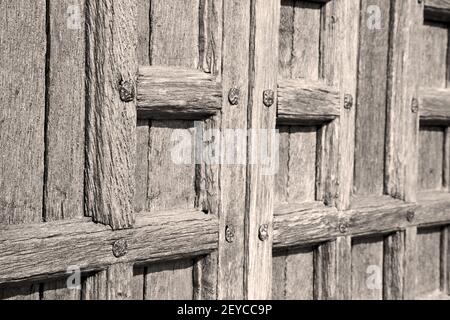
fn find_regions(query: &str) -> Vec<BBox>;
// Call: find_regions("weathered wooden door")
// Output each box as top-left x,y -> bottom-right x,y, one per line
1,0 -> 450,300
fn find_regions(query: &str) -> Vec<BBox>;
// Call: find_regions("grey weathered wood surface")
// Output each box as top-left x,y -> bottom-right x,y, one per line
277,81 -> 340,124
85,0 -> 137,230
0,210 -> 218,285
420,89 -> 450,124
137,66 -> 222,120
425,0 -> 450,23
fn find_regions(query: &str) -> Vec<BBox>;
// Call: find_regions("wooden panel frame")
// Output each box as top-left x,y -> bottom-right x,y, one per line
420,88 -> 450,125
425,0 -> 450,23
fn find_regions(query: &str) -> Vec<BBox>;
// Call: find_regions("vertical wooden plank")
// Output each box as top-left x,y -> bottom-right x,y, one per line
82,271 -> 107,300
44,0 -> 85,221
147,121 -> 196,212
0,0 -> 46,225
135,120 -> 150,213
419,127 -> 444,191
150,0 -> 200,68
421,21 -> 448,88
336,236 -> 352,300
137,0 -> 150,65
244,0 -> 279,299
403,227 -> 418,299
85,0 -> 137,230
0,0 -> 46,300
352,237 -> 384,300
440,227 -> 448,293
285,248 -> 314,300
383,231 -> 404,300
354,0 -> 390,196
272,252 -> 287,299
132,267 -> 145,300
288,127 -> 317,202
83,265 -> 134,300
279,1 -> 294,79
145,260 -> 194,300
275,126 -> 290,204
314,241 -> 336,300
417,227 -> 441,296
291,2 -> 321,80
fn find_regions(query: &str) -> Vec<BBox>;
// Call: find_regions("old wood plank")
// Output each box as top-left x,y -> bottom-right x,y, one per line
272,252 -> 287,299
245,0 -> 279,299
314,241 -> 336,300
136,66 -> 222,120
132,267 -> 145,300
279,0 -> 294,79
42,279 -> 81,300
0,0 -> 46,300
420,88 -> 450,124
0,210 -> 218,285
351,237 -> 384,300
150,0 -> 200,68
0,0 -> 46,225
145,260 -> 194,300
425,0 -> 450,23
383,231 -> 404,300
354,0 -> 390,196
135,120 -> 150,213
85,0 -> 137,230
335,236 -> 352,300
422,22 -> 448,88
277,81 -> 340,124
84,264 -> 134,300
419,127 -> 444,191
137,0 -> 150,65
417,227 -> 442,296
285,248 -> 314,300
441,227 -> 448,293
403,227 -> 418,299
275,126 -> 290,204
385,0 -> 422,202
44,0 -> 85,221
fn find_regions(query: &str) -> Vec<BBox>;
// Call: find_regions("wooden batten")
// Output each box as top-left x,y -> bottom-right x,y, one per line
136,66 -> 222,120
425,0 -> 450,23
420,88 -> 450,124
277,80 -> 340,124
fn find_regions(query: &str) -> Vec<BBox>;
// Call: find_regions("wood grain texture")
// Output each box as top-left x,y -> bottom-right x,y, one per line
0,0 -> 46,300
279,0 -> 294,79
0,210 -> 218,285
383,231 -> 404,300
336,236 -> 352,299
419,127 -> 444,191
44,0 -> 85,221
214,0 -> 250,300
285,248 -> 314,300
403,227 -> 418,299
42,279 -> 81,300
150,0 -> 200,68
135,120 -> 150,213
351,237 -> 384,300
145,260 -> 194,300
136,67 -> 222,120
385,0 -> 422,202
0,0 -> 46,225
417,227 -> 442,296
85,0 -> 137,230
354,0 -> 390,196
425,0 -> 450,24
314,241 -> 336,299
420,88 -> 450,124
137,0 -> 150,65
245,0 -> 279,299
277,81 -> 340,124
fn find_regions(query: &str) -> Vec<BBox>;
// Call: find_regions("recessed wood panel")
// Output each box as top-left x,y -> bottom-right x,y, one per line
419,127 -> 445,191
417,227 -> 442,296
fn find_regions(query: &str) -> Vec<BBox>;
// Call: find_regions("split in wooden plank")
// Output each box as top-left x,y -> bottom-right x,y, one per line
137,66 -> 222,120
425,0 -> 450,23
277,80 -> 340,124
0,209 -> 218,285
420,88 -> 450,125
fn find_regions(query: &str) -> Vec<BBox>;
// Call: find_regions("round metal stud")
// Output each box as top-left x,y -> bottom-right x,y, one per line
259,224 -> 270,242
112,239 -> 128,258
228,87 -> 240,106
263,90 -> 275,108
119,80 -> 135,103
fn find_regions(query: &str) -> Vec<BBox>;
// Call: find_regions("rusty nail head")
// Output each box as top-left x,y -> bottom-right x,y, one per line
407,210 -> 415,223
228,87 -> 240,106
411,98 -> 419,113
112,239 -> 128,258
259,224 -> 270,241
263,90 -> 275,108
225,225 -> 235,243
339,223 -> 348,234
119,80 -> 135,103
344,94 -> 353,110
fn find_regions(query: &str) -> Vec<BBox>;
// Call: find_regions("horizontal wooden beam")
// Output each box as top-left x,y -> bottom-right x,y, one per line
420,88 -> 450,125
0,209 -> 217,284
274,193 -> 450,249
277,80 -> 340,125
136,66 -> 222,120
425,0 -> 450,23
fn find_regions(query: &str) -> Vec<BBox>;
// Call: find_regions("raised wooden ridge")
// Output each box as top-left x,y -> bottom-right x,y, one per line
420,87 -> 450,124
277,80 -> 340,124
0,209 -> 218,284
137,66 -> 222,120
425,0 -> 450,23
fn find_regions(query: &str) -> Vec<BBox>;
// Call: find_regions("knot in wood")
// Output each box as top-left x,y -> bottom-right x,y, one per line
228,87 -> 240,106
406,210 -> 415,223
344,94 -> 353,110
258,224 -> 270,242
112,239 -> 128,258
119,80 -> 135,103
225,225 -> 235,243
263,90 -> 275,108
